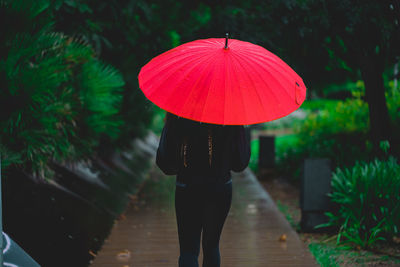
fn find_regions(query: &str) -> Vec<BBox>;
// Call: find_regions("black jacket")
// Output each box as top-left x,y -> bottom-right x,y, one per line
156,114 -> 251,184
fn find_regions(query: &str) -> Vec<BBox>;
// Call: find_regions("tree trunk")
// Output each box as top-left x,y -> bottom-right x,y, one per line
360,57 -> 392,155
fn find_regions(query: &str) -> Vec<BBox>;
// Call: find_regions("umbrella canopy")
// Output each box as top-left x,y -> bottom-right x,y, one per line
138,36 -> 306,125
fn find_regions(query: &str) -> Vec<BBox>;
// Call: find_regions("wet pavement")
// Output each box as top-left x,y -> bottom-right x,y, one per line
90,165 -> 318,267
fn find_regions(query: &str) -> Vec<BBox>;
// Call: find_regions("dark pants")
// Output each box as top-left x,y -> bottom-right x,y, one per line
175,179 -> 232,267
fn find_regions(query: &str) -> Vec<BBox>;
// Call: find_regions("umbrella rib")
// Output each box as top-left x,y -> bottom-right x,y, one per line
199,50 -> 227,124
141,51 -> 211,90
240,49 -> 297,84
228,53 -> 248,125
140,37 -> 305,125
242,54 -> 302,120
237,50 -> 296,104
173,51 -> 220,118
257,57 -> 296,104
140,41 -> 222,87
240,53 -> 306,120
221,58 -> 227,125
230,52 -> 268,123
146,51 -> 216,99
238,49 -> 298,101
143,52 -> 201,77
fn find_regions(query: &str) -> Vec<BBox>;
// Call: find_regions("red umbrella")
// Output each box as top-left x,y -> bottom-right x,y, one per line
138,34 -> 306,125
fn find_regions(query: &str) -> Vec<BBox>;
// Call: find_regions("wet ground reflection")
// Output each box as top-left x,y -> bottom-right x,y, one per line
91,167 -> 317,267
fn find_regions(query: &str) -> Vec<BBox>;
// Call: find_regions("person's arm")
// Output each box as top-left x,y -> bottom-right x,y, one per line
231,126 -> 251,172
156,114 -> 181,175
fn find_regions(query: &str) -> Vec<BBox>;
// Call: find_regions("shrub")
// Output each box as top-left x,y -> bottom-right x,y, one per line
275,94 -> 371,178
318,156 -> 400,249
0,0 -> 124,179
276,80 -> 400,178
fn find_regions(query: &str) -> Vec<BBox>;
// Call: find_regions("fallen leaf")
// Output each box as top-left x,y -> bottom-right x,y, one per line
88,250 -> 96,257
116,249 -> 131,261
118,214 -> 127,220
278,234 -> 287,242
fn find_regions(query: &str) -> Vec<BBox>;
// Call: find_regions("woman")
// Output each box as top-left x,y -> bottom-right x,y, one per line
156,112 -> 251,267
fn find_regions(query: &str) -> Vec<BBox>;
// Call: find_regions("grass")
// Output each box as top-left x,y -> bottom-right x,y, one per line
276,200 -> 300,231
308,238 -> 400,267
309,242 -> 342,267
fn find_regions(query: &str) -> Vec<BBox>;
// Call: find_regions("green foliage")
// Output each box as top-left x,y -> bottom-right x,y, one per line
323,0 -> 400,69
78,59 -> 124,139
150,106 -> 167,136
308,242 -> 342,267
387,79 -> 400,129
275,79 -> 400,178
308,239 -> 400,267
0,0 -> 124,179
248,138 -> 259,173
317,156 -> 400,249
250,134 -> 300,176
276,200 -> 300,231
50,1 -> 219,146
274,134 -> 303,177
300,99 -> 340,111
321,80 -> 365,98
276,95 -> 371,177
189,3 -> 211,30
298,98 -> 368,138
298,84 -> 369,136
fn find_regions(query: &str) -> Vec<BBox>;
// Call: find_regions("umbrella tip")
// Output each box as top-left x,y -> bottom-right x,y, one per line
224,33 -> 229,49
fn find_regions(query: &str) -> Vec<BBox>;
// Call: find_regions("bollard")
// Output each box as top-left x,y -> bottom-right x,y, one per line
258,135 -> 275,170
300,158 -> 332,232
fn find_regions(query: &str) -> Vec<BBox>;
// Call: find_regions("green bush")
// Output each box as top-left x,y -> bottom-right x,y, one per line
0,0 -> 124,179
318,156 -> 400,249
275,95 -> 371,177
248,138 -> 259,173
274,134 -> 303,177
276,80 -> 400,178
386,80 -> 400,138
300,99 -> 340,112
51,1 -> 216,145
298,96 -> 370,162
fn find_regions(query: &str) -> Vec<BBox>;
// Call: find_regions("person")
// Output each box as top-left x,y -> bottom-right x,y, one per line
156,112 -> 251,267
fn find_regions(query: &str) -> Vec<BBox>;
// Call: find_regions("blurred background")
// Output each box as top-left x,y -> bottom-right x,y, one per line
1,0 -> 399,181
0,0 -> 399,266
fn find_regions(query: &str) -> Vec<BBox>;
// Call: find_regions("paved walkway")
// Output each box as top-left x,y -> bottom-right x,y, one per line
90,166 -> 318,267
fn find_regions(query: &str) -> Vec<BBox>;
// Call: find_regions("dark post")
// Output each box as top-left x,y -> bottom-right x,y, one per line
258,135 -> 275,170
300,158 -> 332,232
